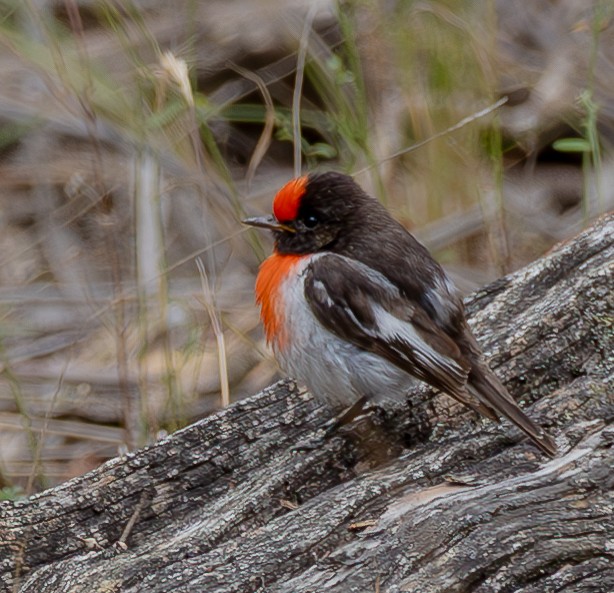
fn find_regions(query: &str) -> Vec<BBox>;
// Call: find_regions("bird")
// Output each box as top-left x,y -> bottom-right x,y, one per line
243,171 -> 557,456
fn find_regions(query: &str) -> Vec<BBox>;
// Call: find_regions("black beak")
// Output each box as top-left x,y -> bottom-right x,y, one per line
242,215 -> 296,233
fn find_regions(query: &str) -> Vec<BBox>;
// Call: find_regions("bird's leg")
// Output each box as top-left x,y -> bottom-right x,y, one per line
322,396 -> 368,436
294,396 -> 368,451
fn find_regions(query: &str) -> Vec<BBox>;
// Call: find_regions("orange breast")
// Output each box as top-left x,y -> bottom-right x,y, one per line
255,253 -> 305,348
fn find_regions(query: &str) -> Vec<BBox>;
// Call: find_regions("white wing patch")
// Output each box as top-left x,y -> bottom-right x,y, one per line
370,304 -> 467,384
426,274 -> 462,325
311,279 -> 335,307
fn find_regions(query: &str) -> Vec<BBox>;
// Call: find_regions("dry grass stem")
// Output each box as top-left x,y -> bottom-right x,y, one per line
293,5 -> 318,177
196,258 -> 230,408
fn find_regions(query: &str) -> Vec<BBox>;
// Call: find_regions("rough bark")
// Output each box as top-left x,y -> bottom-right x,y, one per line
1,214 -> 612,593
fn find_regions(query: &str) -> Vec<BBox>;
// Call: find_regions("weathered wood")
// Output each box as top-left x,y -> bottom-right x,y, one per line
1,213 -> 612,593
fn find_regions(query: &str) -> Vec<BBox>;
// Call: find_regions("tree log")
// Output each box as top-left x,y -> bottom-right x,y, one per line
1,213 -> 612,593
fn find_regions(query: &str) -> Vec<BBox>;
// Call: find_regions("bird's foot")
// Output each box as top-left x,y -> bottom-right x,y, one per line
292,397 -> 369,451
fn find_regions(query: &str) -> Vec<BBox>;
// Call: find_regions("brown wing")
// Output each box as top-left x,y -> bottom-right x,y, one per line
303,254 -> 499,419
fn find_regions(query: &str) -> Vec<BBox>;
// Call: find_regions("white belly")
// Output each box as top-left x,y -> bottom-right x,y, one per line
273,255 -> 416,410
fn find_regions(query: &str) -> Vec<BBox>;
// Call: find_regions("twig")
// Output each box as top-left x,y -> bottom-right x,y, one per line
353,97 -> 509,177
229,62 -> 276,190
195,258 -> 230,408
25,360 -> 68,494
117,490 -> 151,548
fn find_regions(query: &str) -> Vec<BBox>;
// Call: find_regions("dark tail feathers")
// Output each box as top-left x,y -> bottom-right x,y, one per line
467,365 -> 557,457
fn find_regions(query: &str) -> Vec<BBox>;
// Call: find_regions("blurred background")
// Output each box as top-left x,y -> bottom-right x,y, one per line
0,0 -> 612,495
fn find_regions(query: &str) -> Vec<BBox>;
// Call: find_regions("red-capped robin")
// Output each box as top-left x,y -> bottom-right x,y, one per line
243,172 -> 557,456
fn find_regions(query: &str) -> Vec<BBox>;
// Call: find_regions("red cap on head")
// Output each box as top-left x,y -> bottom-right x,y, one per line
273,176 -> 307,222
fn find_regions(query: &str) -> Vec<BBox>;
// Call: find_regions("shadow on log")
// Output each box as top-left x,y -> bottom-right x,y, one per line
1,214 -> 613,593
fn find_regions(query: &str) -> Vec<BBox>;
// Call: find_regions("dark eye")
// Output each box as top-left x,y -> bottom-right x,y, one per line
304,214 -> 319,228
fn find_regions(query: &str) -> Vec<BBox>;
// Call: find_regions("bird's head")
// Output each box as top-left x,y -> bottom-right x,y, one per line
243,172 -> 374,254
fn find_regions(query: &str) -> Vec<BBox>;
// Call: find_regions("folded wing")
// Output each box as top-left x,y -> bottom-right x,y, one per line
303,254 -> 498,419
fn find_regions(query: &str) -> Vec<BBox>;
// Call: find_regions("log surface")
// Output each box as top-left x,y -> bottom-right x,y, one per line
1,214 -> 613,593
